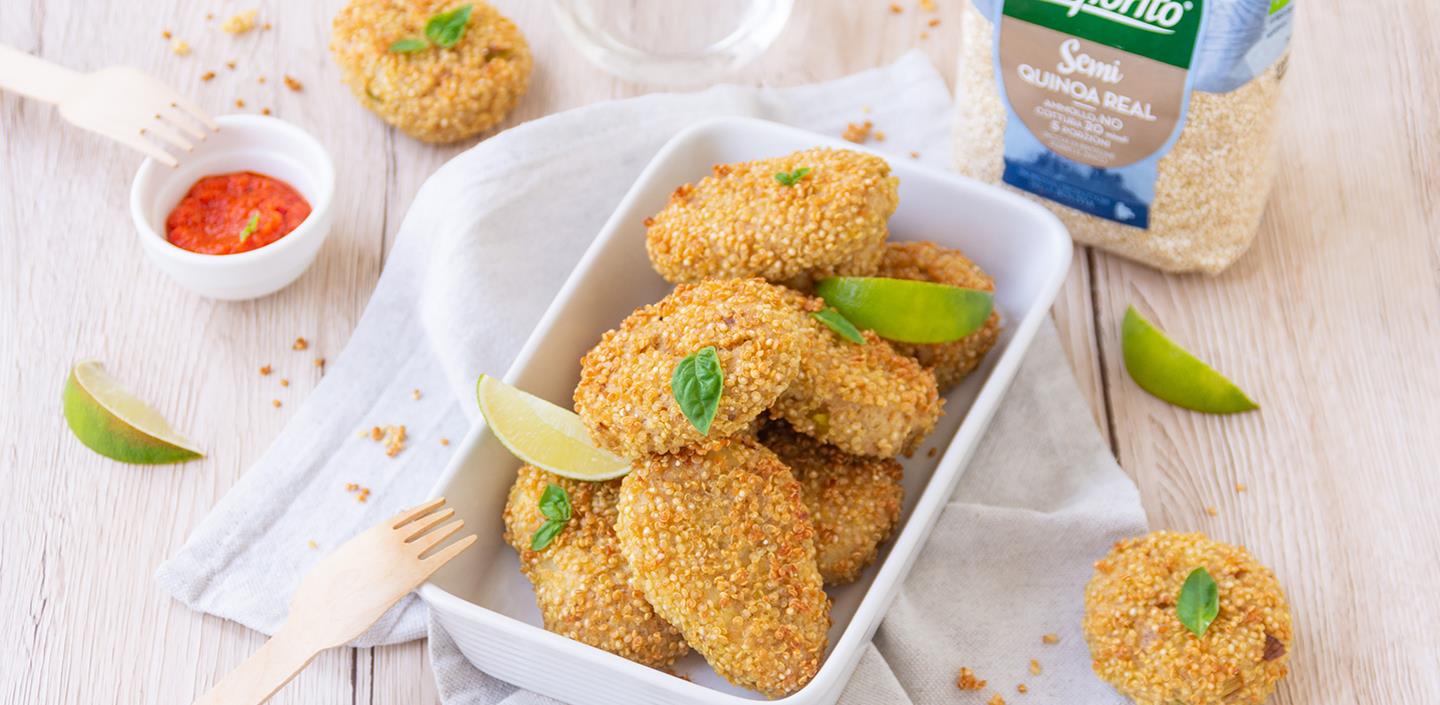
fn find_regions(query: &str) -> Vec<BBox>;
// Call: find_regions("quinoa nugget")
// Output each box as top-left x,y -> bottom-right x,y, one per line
616,438 -> 830,698
1084,531 -> 1293,705
645,148 -> 900,287
874,241 -> 1001,391
760,422 -> 903,585
503,465 -> 689,668
575,279 -> 803,458
330,0 -> 531,143
770,290 -> 943,458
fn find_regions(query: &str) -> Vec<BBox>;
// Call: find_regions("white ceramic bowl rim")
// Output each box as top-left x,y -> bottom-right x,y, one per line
129,114 -> 336,269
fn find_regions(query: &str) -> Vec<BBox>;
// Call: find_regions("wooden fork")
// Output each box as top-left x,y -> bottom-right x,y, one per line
193,498 -> 478,705
0,44 -> 217,167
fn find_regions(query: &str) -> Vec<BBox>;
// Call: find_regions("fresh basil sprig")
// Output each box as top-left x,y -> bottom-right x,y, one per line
812,307 -> 865,344
530,483 -> 571,551
237,211 -> 260,244
775,167 -> 811,187
388,4 -> 473,53
1177,567 -> 1220,637
672,346 -> 724,435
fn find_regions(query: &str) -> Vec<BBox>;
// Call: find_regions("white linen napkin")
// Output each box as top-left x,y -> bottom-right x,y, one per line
157,51 -> 1147,703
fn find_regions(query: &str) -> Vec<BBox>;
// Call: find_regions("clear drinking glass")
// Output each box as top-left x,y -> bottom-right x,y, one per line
551,0 -> 794,86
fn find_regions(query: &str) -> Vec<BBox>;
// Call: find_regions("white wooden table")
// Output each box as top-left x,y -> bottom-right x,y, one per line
3,2 -> 1437,703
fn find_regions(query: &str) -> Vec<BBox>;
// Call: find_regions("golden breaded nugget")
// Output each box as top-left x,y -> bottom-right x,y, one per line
616,438 -> 830,697
770,290 -> 943,458
574,279 -> 802,458
645,148 -> 899,288
874,241 -> 1001,390
503,465 -> 688,668
761,422 -> 903,585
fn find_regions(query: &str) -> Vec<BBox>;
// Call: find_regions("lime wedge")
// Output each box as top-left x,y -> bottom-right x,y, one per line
62,360 -> 203,464
476,375 -> 631,481
815,276 -> 994,344
1121,307 -> 1258,414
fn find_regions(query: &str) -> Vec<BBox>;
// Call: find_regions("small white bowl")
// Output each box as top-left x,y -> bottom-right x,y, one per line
130,114 -> 335,301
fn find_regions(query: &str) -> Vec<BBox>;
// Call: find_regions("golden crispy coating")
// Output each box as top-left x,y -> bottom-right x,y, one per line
330,0 -> 531,143
873,241 -> 1001,391
502,465 -> 689,668
616,438 -> 830,697
575,279 -> 803,459
769,290 -> 943,458
760,422 -> 903,585
645,148 -> 899,288
1084,531 -> 1293,705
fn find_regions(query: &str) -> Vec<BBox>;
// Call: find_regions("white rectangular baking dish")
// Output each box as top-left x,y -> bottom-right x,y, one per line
418,116 -> 1072,705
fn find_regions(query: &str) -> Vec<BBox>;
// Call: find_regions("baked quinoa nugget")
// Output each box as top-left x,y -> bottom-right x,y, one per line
645,148 -> 900,288
503,465 -> 689,668
1084,531 -> 1294,705
574,278 -> 803,458
760,422 -> 903,585
770,291 -> 943,458
874,241 -> 1001,391
330,0 -> 531,143
616,437 -> 830,698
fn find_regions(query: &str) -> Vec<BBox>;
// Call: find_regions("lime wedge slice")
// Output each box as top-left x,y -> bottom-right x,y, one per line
1121,307 -> 1258,414
63,360 -> 203,464
476,375 -> 631,481
815,276 -> 994,344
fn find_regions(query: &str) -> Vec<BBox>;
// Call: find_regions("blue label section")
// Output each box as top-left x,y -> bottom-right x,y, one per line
1003,158 -> 1151,229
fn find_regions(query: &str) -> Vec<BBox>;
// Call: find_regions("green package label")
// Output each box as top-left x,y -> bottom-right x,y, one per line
1002,0 -> 1205,68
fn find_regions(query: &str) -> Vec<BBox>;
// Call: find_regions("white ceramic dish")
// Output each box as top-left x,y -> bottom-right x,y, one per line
130,114 -> 335,301
418,117 -> 1071,705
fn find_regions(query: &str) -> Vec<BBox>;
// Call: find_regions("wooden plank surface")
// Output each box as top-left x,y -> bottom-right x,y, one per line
1,1 -> 1435,704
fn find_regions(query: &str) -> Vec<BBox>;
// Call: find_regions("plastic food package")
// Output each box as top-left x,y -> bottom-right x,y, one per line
954,0 -> 1294,274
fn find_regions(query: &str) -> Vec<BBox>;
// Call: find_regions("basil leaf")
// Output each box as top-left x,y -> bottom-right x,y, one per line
530,518 -> 566,551
538,483 -> 571,522
388,37 -> 429,53
774,166 -> 811,187
672,346 -> 724,435
425,4 -> 474,48
237,211 -> 260,243
1177,567 -> 1220,637
812,307 -> 865,344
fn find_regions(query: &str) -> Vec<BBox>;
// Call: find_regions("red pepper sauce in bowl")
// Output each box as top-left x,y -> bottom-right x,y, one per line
165,171 -> 312,255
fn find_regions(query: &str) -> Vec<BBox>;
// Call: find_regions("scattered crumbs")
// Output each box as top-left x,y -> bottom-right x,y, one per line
226,60 -> 237,70
171,40 -> 192,56
956,667 -> 986,691
874,130 -> 887,141
345,483 -> 372,502
235,99 -> 246,108
1205,505 -> 1219,516
206,12 -> 214,20
307,539 -> 318,550
279,378 -> 290,387
314,357 -> 326,368
910,150 -> 921,159
919,31 -> 930,39
1028,659 -> 1042,676
919,0 -> 937,10
1042,633 -> 1060,645
345,482 -> 359,491
927,446 -> 938,458
260,364 -> 272,376
1017,684 -> 1028,694
889,3 -> 903,13
262,107 -> 272,116
1235,482 -> 1247,493
843,120 -> 874,144
293,336 -> 309,350
440,437 -> 451,446
370,426 -> 384,441
262,22 -> 273,30
284,75 -> 303,92
988,695 -> 1007,705
257,75 -> 267,84
162,29 -> 173,40
272,399 -> 282,408
928,17 -> 942,27
384,425 -> 407,457
201,70 -> 216,81
221,9 -> 259,35
411,389 -> 422,401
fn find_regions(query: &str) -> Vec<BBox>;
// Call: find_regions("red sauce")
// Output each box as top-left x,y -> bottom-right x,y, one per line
165,171 -> 311,255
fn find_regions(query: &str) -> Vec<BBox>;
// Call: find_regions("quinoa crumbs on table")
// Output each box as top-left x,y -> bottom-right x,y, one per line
957,667 -> 986,690
292,337 -> 308,351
